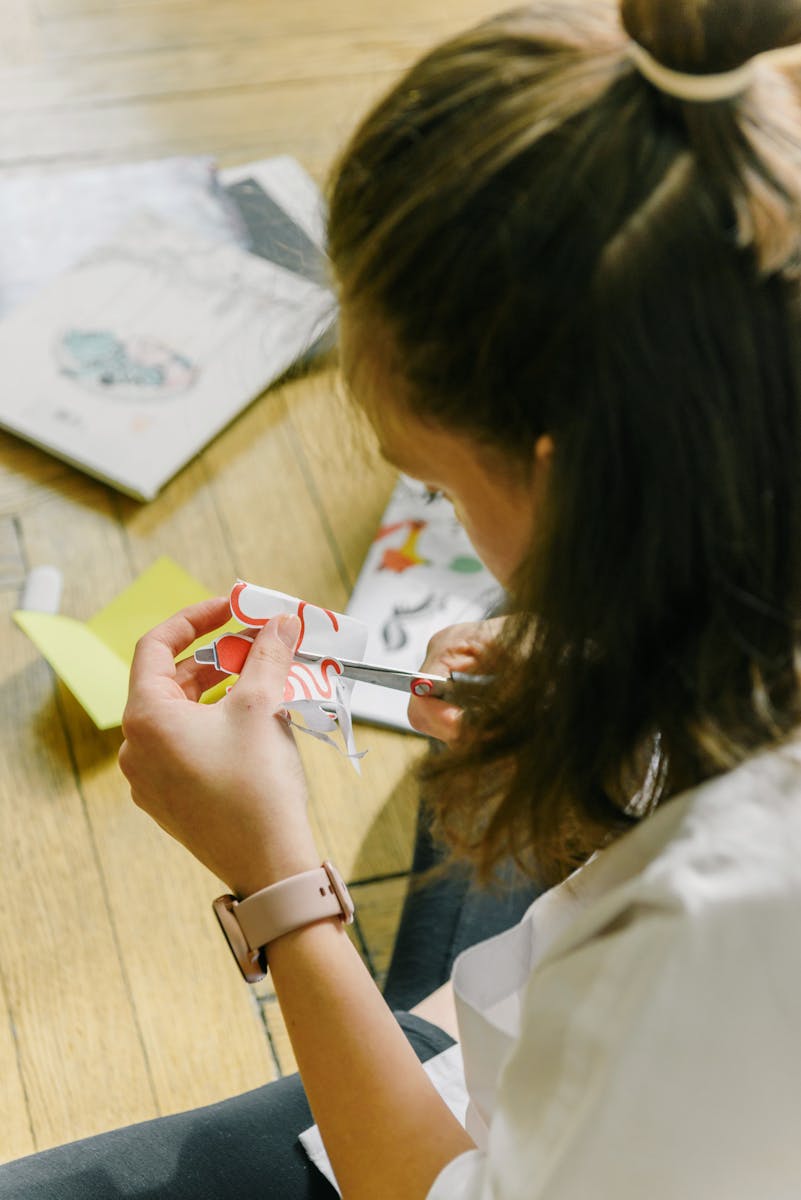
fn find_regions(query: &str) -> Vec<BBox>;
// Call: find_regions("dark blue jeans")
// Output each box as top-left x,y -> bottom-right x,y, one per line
0,807 -> 540,1198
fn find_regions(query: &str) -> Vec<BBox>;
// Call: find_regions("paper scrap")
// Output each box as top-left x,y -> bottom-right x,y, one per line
197,580 -> 369,768
13,556 -> 230,729
20,564 -> 63,614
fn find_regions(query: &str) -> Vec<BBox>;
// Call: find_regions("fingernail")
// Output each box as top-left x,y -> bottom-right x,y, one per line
275,614 -> 301,648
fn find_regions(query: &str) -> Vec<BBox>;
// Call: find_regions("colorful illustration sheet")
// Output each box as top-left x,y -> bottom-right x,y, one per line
346,476 -> 504,732
13,556 -> 230,729
196,581 -> 369,768
0,211 -> 335,499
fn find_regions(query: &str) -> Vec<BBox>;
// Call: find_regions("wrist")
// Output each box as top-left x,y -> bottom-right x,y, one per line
231,833 -> 321,899
214,859 -> 355,983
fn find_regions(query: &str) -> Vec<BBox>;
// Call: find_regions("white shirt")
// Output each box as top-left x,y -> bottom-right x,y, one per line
302,742 -> 801,1197
431,741 -> 801,1198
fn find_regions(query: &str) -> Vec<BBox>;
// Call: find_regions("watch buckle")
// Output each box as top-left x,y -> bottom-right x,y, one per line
212,893 -> 267,984
323,860 -> 355,925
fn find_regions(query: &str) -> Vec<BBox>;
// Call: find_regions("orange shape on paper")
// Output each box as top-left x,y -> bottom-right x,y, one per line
378,520 -> 428,574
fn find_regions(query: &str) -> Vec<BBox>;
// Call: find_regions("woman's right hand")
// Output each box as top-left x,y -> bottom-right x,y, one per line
408,616 -> 505,743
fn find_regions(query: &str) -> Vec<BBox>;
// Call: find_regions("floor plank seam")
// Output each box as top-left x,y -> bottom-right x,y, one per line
199,456 -> 244,583
10,513 -> 28,576
51,683 -> 162,1115
0,969 -> 38,1153
283,411 -> 354,596
2,70 -> 398,118
348,868 -> 411,888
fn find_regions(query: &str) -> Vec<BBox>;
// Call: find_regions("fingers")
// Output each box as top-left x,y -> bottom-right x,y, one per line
418,619 -> 501,675
230,613 -> 300,712
173,654 -> 228,702
408,696 -> 463,743
410,618 -> 505,743
128,597 -> 231,696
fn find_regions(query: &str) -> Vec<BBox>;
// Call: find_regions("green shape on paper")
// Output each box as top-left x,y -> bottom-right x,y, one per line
449,555 -> 483,574
13,555 -> 231,731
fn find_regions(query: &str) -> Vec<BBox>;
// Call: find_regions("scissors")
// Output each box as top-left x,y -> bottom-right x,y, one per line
295,650 -> 492,700
194,633 -> 492,700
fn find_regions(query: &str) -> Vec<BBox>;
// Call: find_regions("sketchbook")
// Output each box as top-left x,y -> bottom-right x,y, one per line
0,154 -> 335,499
0,153 -> 329,319
220,156 -> 328,285
0,211 -> 334,500
0,155 -> 244,320
346,475 -> 504,732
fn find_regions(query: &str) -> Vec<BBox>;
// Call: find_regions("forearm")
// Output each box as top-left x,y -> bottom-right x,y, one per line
268,916 -> 475,1200
119,608 -> 473,1195
411,982 -> 459,1041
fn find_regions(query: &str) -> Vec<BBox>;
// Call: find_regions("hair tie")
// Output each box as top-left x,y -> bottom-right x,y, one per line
628,39 -> 801,103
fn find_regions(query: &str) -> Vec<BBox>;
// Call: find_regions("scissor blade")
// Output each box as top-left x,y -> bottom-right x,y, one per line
293,650 -> 450,697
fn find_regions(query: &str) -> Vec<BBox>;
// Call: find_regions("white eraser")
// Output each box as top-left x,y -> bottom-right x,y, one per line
20,565 -> 63,614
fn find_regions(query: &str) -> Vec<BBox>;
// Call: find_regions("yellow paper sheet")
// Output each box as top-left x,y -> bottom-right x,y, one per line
13,556 -> 230,730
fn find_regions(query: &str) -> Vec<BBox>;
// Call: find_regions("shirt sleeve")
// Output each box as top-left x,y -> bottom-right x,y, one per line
427,1149 -> 487,1199
427,891 -> 801,1198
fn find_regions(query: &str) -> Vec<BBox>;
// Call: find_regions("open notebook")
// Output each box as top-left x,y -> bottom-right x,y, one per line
0,155 -> 334,500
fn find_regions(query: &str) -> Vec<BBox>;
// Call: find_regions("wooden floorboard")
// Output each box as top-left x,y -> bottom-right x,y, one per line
0,0 -> 498,1163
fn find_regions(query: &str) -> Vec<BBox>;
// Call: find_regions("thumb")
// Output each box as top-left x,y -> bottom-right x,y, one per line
232,614 -> 300,710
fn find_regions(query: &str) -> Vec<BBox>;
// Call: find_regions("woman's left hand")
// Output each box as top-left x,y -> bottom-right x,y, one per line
118,597 -> 320,898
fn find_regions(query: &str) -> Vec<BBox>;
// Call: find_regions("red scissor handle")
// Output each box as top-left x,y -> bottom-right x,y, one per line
213,632 -> 255,675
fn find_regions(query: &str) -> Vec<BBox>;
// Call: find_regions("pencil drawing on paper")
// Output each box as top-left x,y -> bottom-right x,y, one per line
55,329 -> 198,401
381,593 -> 446,652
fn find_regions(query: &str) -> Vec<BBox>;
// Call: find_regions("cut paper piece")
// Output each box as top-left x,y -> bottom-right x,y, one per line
196,581 -> 368,769
347,475 -> 505,733
282,699 -> 367,767
20,564 -> 63,614
13,555 -> 232,729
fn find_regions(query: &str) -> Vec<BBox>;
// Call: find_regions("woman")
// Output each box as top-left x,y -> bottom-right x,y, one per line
4,0 -> 801,1195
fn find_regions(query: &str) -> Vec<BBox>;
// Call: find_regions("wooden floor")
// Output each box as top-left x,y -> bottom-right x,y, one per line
0,0 -> 498,1165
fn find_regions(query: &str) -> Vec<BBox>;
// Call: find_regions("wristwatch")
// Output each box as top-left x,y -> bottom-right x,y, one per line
213,860 -> 355,983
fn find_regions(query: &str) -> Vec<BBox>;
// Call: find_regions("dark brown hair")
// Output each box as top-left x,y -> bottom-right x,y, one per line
327,0 -> 801,885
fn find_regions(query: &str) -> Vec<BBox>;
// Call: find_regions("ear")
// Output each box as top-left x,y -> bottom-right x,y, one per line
534,433 -> 555,465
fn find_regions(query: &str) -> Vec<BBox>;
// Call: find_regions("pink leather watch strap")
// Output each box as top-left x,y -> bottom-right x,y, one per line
234,861 -> 354,950
213,861 -> 355,982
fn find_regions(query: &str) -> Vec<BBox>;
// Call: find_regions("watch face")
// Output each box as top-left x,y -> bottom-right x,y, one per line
213,894 -> 267,983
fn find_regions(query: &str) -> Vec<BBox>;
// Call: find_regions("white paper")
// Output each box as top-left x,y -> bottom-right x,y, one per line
0,156 -> 245,318
347,477 -> 504,732
0,213 -> 335,500
199,581 -> 369,768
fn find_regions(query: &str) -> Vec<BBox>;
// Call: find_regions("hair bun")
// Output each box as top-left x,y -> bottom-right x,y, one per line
620,0 -> 801,76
